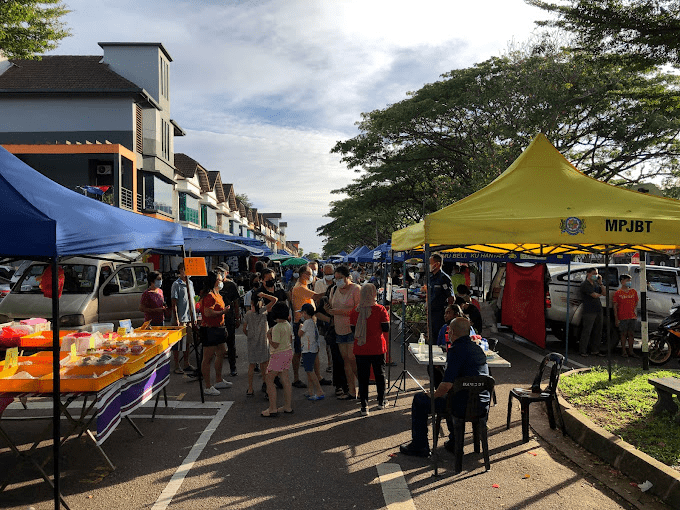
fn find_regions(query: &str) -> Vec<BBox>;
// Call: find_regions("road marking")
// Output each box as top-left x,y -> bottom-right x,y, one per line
128,414 -> 213,420
7,400 -> 228,411
151,402 -> 232,510
376,463 -> 416,510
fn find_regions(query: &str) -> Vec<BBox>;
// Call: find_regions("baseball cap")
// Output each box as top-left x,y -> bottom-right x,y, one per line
217,263 -> 230,272
296,303 -> 316,316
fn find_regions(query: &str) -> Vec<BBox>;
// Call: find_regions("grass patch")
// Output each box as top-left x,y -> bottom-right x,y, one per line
560,365 -> 680,468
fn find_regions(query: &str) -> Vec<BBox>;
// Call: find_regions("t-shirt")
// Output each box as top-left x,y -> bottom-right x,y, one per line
140,288 -> 165,325
330,283 -> 361,335
314,278 -> 330,294
171,277 -> 195,323
300,318 -> 320,353
292,284 -> 316,322
451,273 -> 466,294
270,321 -> 293,354
349,304 -> 389,356
613,287 -> 638,320
580,279 -> 603,314
200,291 -> 225,327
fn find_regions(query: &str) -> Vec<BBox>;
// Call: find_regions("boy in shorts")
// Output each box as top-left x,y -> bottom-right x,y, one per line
613,273 -> 639,357
299,303 -> 324,401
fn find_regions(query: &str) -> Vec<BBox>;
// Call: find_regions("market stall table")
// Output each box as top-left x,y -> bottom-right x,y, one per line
408,343 -> 512,368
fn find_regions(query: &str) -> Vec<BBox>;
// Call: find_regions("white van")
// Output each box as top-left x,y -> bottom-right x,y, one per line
0,254 -> 154,329
546,263 -> 680,339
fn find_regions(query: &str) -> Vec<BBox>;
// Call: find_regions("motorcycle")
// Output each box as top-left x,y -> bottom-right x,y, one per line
649,306 -> 680,365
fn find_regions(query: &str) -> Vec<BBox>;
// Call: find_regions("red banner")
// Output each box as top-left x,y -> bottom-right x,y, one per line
501,263 -> 546,348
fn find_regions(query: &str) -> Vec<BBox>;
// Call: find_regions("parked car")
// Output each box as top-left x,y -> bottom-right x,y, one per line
0,276 -> 12,302
546,263 -> 680,341
0,254 -> 154,329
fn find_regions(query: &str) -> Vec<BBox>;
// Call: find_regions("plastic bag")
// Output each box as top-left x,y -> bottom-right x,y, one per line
39,265 -> 65,298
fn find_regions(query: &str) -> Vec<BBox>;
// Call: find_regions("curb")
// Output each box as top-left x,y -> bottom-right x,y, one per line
557,367 -> 680,508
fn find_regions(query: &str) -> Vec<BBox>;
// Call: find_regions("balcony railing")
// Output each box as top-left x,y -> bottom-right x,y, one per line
137,194 -> 143,212
120,187 -> 134,211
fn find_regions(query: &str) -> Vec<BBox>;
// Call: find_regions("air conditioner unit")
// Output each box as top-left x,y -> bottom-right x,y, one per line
96,164 -> 113,175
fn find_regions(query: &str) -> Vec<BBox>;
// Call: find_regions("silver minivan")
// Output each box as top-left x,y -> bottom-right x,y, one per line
0,254 -> 154,329
546,263 -> 680,339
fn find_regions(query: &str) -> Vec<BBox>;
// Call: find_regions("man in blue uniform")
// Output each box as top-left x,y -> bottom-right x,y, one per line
400,317 -> 490,457
422,254 -> 453,343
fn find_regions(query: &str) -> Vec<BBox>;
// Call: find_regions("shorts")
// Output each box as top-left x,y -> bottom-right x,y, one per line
268,350 -> 294,373
203,326 -> 226,347
618,319 -> 636,333
335,332 -> 354,344
302,352 -> 318,372
293,321 -> 302,354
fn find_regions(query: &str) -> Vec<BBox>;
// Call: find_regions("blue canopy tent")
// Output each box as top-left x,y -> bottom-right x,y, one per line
152,236 -> 264,257
341,246 -> 362,263
351,245 -> 374,263
345,246 -> 369,263
0,146 -> 185,508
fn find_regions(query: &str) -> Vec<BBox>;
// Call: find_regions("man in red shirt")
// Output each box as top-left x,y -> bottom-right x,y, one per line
613,273 -> 639,357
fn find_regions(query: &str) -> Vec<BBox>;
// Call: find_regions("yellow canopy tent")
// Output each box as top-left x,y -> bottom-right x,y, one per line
392,133 -> 680,254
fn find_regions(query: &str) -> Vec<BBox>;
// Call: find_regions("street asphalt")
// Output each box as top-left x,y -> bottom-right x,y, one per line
0,321 -> 673,509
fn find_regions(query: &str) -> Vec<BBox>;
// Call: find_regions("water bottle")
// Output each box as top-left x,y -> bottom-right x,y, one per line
418,333 -> 426,354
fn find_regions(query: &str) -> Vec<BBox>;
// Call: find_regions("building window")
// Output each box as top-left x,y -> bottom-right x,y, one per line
201,204 -> 217,230
179,192 -> 199,224
143,174 -> 174,216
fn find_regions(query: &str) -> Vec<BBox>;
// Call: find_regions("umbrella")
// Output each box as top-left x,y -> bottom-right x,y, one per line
280,257 -> 309,267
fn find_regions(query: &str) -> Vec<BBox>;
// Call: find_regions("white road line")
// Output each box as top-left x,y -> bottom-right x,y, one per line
151,401 -> 232,510
127,414 -> 213,420
376,463 -> 416,510
7,400 -> 229,411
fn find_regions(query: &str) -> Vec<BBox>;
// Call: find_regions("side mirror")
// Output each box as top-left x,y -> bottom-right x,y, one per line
103,283 -> 120,296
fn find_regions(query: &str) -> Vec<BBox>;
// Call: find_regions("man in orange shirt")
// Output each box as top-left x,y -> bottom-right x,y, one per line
613,273 -> 639,357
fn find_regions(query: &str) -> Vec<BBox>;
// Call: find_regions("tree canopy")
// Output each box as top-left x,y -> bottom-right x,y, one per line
527,0 -> 680,67
0,1 -> 70,59
319,37 -> 680,254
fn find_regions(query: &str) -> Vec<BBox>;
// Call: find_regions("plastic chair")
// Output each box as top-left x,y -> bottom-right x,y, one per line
433,375 -> 495,473
506,352 -> 566,443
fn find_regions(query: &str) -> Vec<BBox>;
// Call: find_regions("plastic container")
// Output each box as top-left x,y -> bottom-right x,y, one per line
89,323 -> 114,334
0,364 -> 53,393
40,364 -> 124,393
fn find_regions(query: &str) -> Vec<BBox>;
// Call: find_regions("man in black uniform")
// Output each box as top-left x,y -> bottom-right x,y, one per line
422,254 -> 453,343
217,263 -> 241,376
579,267 -> 605,357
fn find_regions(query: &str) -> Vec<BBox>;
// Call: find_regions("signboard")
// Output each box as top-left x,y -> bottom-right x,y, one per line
3,347 -> 18,369
183,257 -> 208,276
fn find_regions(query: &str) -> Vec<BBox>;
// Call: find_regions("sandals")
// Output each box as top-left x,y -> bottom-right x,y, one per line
261,409 -> 278,418
277,407 -> 294,414
337,393 -> 356,400
246,390 -> 254,397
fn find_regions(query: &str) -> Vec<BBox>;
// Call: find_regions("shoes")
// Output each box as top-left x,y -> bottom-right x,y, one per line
292,380 -> 307,389
399,442 -> 430,457
325,366 -> 333,373
254,364 -> 260,373
319,378 -> 333,386
274,376 -> 283,389
183,365 -> 197,373
337,393 -> 356,400
214,380 -> 232,389
361,408 -> 370,416
173,367 -> 185,375
378,401 -> 388,409
230,370 -> 238,377
596,352 -> 607,357
204,386 -> 220,396
335,388 -> 345,397
308,394 -> 325,401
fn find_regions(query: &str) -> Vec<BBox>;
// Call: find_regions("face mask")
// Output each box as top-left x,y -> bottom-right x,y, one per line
336,278 -> 346,289
265,280 -> 274,288
218,281 -> 224,290
156,279 -> 162,287
591,274 -> 598,281
324,274 -> 333,281
430,265 -> 437,273
293,272 -> 299,279
311,270 -> 317,277
625,281 -> 632,288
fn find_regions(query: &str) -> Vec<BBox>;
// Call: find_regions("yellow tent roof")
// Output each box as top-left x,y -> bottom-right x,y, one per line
392,134 -> 680,254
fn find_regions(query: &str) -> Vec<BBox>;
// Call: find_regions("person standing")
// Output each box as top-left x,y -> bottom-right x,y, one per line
140,271 -> 167,326
450,264 -> 466,295
217,263 -> 241,376
200,271 -> 233,396
170,263 -> 197,375
263,302 -> 294,417
298,303 -> 324,401
315,264 -> 335,372
613,273 -> 639,357
290,265 -> 324,388
350,283 -> 389,416
579,268 -> 606,357
243,291 -> 276,396
422,254 -> 453,343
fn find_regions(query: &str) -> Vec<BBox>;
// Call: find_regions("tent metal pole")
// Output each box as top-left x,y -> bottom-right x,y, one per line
51,257 -> 61,509
386,251 -> 393,386
565,258 -> 571,364
182,246 -> 204,403
640,251 -> 649,371
424,245 -> 438,475
605,247 -> 611,381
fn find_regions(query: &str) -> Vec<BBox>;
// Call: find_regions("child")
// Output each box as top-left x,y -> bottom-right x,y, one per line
243,292 -> 276,397
299,303 -> 324,401
613,273 -> 639,357
262,302 -> 294,417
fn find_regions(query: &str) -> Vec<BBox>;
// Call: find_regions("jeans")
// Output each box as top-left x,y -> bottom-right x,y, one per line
580,310 -> 603,355
411,392 -> 448,448
224,316 -> 237,371
356,354 -> 385,409
329,341 -> 348,391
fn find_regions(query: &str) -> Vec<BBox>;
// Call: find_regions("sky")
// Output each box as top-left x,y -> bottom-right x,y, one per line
51,0 -> 549,255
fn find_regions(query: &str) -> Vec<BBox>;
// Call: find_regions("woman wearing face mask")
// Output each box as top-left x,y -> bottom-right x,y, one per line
325,265 -> 361,399
140,271 -> 168,326
200,271 -> 233,396
290,265 -> 325,388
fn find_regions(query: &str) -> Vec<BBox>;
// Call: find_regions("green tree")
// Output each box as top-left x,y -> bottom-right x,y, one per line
321,37 -> 680,251
527,0 -> 680,67
234,193 -> 253,208
303,251 -> 321,261
0,1 -> 70,59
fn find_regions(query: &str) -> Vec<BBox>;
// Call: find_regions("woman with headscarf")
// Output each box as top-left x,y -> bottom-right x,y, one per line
350,283 -> 389,416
